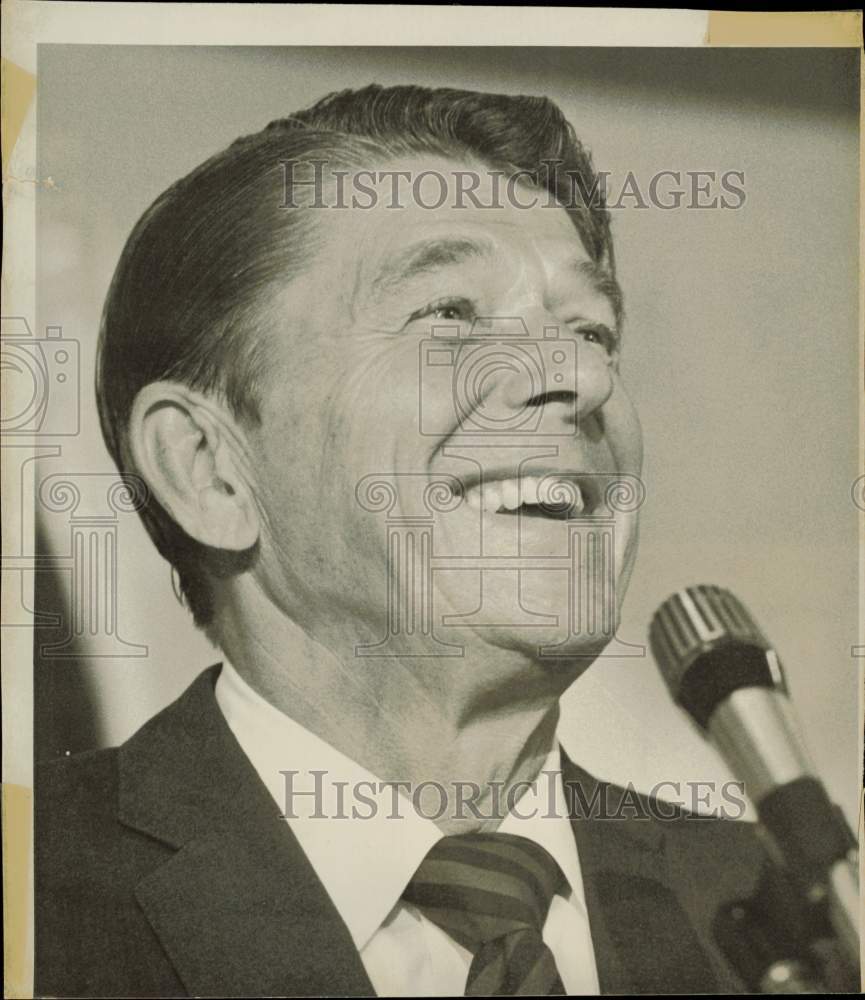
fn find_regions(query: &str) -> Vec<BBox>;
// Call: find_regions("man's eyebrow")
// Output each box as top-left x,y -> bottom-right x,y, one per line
570,258 -> 623,321
370,237 -> 494,300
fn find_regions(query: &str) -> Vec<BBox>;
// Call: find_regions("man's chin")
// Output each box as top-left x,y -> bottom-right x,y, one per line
433,567 -> 626,663
461,621 -> 615,665
435,601 -> 620,671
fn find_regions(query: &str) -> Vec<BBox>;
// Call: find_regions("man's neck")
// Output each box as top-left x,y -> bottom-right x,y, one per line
213,581 -> 569,833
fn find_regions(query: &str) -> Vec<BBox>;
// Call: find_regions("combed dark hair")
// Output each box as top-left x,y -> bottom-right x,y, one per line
97,84 -> 619,628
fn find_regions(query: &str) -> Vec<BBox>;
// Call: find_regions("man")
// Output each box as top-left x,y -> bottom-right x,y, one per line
36,85 -> 767,996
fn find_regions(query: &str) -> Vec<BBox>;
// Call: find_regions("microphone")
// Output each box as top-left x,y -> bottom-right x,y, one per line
649,585 -> 859,967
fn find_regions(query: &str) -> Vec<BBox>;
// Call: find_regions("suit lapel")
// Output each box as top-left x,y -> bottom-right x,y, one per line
561,752 -> 722,994
117,667 -> 725,995
118,666 -> 375,997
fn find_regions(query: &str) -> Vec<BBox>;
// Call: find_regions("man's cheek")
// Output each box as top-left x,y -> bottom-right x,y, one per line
604,382 -> 643,474
337,356 -> 423,453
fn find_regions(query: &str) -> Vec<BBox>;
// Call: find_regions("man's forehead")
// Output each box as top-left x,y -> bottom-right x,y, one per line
319,155 -> 578,248
361,218 -> 614,317
358,202 -> 594,290
369,235 -> 495,301
368,230 -> 611,301
291,156 -> 618,319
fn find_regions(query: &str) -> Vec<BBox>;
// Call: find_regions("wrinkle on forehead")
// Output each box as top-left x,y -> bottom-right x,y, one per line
315,174 -> 617,322
369,235 -> 496,303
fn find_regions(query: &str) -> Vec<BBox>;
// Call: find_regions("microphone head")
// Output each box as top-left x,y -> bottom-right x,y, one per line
649,585 -> 786,728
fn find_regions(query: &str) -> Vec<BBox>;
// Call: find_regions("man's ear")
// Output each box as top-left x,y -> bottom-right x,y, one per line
128,381 -> 260,551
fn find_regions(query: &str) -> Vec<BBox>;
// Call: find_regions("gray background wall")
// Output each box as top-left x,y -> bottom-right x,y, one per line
34,45 -> 861,821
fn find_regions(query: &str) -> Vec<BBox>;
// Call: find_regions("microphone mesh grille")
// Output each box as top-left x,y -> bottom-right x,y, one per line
649,585 -> 772,702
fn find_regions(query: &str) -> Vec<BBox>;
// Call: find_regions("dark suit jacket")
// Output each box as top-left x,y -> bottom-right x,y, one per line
36,665 -> 767,997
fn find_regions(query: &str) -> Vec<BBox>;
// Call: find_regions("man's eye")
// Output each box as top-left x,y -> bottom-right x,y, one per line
409,297 -> 476,323
434,305 -> 466,321
574,324 -> 618,354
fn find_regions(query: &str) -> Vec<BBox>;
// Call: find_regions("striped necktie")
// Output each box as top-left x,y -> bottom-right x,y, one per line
402,832 -> 567,996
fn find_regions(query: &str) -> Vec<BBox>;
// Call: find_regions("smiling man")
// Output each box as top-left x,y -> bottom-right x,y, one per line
36,85 -> 767,997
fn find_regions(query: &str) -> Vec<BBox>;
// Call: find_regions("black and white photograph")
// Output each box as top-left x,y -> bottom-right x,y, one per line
2,6 -> 862,997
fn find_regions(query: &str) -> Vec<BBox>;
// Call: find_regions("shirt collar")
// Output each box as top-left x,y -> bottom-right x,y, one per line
215,659 -> 588,951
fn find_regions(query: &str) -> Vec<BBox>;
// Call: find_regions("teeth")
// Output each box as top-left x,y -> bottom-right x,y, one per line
464,488 -> 481,511
520,477 -> 540,506
483,485 -> 502,513
500,480 -> 520,511
459,476 -> 585,515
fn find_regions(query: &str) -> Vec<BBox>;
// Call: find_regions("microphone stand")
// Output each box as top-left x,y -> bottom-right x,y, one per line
649,585 -> 861,991
714,859 -> 859,993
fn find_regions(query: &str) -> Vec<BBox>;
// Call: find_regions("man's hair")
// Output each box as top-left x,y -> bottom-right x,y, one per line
97,84 -> 620,629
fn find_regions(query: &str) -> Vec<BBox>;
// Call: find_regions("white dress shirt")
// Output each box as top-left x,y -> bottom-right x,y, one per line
215,660 -> 600,996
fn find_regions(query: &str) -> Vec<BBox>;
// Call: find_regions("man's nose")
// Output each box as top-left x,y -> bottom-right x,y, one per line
491,326 -> 614,429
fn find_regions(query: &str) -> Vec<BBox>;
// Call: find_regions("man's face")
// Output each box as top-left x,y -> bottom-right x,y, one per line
246,157 -> 643,675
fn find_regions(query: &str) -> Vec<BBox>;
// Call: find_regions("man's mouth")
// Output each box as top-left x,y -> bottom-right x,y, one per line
451,474 -> 602,519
